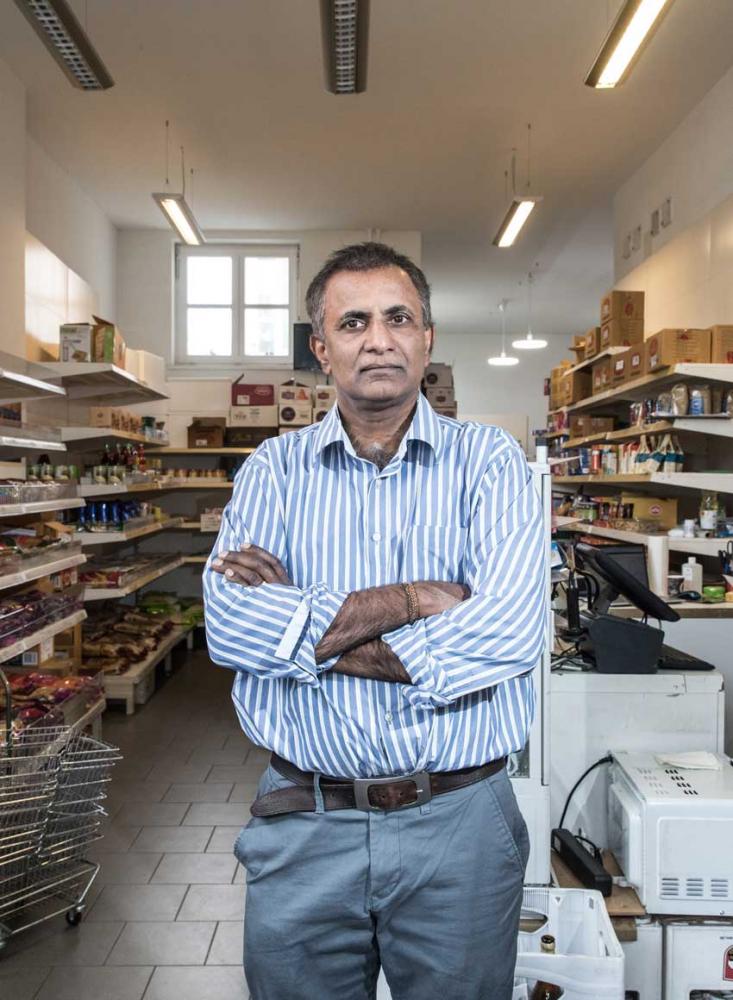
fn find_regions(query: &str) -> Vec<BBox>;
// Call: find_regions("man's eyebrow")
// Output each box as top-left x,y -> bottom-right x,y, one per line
383,304 -> 414,318
338,309 -> 371,325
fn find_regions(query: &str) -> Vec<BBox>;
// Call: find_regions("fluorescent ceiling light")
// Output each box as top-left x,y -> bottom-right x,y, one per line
585,0 -> 674,89
320,0 -> 370,94
13,0 -> 114,90
152,193 -> 205,246
492,197 -> 541,249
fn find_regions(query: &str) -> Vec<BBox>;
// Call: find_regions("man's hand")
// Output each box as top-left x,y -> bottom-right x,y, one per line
414,582 -> 470,617
332,639 -> 412,684
212,544 -> 292,587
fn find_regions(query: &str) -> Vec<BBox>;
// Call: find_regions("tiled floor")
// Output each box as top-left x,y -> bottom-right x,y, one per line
0,649 -> 262,1000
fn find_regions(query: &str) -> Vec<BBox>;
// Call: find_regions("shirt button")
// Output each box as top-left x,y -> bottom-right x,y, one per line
384,712 -> 393,723
371,532 -> 381,542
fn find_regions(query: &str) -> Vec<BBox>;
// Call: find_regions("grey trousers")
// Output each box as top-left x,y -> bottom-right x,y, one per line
234,763 -> 529,1000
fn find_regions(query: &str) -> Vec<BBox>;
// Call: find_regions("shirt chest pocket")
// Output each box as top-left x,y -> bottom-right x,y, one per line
401,524 -> 468,583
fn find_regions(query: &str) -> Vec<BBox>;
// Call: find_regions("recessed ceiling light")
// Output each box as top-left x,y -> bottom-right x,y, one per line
13,0 -> 114,90
585,0 -> 674,89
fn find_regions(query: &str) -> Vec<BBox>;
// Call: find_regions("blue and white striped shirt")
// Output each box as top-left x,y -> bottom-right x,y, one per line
204,394 -> 545,778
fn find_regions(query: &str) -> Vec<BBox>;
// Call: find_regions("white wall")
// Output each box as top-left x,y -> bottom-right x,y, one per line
26,137 -> 117,320
0,58 -> 27,358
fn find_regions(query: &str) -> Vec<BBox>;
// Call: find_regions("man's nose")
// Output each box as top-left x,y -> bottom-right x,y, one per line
363,318 -> 395,352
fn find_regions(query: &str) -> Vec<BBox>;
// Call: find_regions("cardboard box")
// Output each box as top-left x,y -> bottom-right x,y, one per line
92,316 -> 126,367
621,493 -> 678,530
279,427 -> 298,435
89,406 -> 123,429
313,408 -> 329,422
228,405 -> 278,428
21,637 -> 55,667
60,323 -> 94,362
627,342 -> 646,382
314,385 -> 338,406
600,315 -> 644,350
224,427 -> 275,448
592,358 -> 612,394
425,386 -> 456,406
569,415 -> 615,438
231,377 -> 276,407
560,370 -> 592,405
710,325 -> 733,364
645,328 -> 711,373
583,327 -> 601,360
434,405 -> 458,419
611,349 -> 630,384
422,363 -> 453,387
279,403 -> 312,426
187,417 -> 226,449
278,382 -> 313,404
600,290 -> 644,324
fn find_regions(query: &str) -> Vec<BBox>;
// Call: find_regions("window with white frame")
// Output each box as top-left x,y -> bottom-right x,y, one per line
174,244 -> 298,366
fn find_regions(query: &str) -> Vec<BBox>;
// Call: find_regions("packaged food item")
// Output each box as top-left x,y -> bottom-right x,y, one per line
689,384 -> 711,415
670,383 -> 689,416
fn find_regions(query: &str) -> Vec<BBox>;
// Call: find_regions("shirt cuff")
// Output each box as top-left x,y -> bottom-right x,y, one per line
273,584 -> 349,679
382,621 -> 452,709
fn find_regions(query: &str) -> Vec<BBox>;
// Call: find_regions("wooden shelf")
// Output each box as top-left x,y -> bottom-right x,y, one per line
0,428 -> 66,452
566,364 -> 733,414
79,481 -> 162,498
102,625 -> 192,714
564,418 -> 732,450
0,551 -> 87,594
79,517 -> 184,547
39,363 -> 168,405
82,556 -> 185,600
0,497 -> 84,519
61,427 -> 169,449
156,447 -> 254,455
0,609 -> 87,666
183,556 -> 208,565
544,430 -> 569,440
554,472 -> 733,494
567,346 -> 628,376
553,474 -> 651,485
169,520 -> 220,532
164,481 -> 232,490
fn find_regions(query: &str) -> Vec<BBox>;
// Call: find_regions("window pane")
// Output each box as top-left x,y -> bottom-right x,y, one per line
244,308 -> 290,356
187,308 -> 232,356
187,256 -> 232,305
244,257 -> 289,305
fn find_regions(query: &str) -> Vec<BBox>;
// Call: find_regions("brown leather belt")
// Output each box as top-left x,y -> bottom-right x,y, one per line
250,754 -> 507,818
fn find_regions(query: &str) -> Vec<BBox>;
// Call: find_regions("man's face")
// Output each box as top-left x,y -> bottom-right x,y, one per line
310,266 -> 433,407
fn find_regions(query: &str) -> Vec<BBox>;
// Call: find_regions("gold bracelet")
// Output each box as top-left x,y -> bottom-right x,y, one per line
403,582 -> 420,624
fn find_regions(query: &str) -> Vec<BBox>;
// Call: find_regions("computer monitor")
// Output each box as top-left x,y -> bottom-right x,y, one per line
575,542 -> 680,623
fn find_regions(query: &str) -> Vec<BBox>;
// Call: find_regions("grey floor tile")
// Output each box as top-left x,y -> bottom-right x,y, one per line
206,766 -> 260,784
36,965 -> 154,1000
205,826 -> 240,853
96,852 -> 163,886
186,747 -> 249,767
1,922 -> 124,968
146,763 -> 212,784
106,781 -> 171,804
0,967 -> 51,999
114,802 -> 189,827
177,884 -> 245,921
206,922 -> 243,965
227,782 -> 258,803
162,783 -> 233,804
130,826 -> 212,853
233,865 -> 245,884
143,965 -> 247,1000
106,921 -> 215,967
88,824 -> 142,855
88,884 -> 186,922
168,733 -> 227,752
183,803 -> 250,827
222,733 -> 255,752
152,853 -> 237,885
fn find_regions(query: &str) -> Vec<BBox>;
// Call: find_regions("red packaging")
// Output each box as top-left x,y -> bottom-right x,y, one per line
230,377 -> 276,407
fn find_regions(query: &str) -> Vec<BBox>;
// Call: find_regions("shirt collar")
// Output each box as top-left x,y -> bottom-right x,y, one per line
313,392 -> 443,462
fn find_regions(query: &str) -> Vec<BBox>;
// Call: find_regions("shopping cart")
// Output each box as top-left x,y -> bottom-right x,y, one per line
0,667 -> 121,951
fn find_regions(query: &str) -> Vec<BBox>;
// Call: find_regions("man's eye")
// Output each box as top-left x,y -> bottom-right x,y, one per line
391,314 -> 410,325
344,319 -> 362,330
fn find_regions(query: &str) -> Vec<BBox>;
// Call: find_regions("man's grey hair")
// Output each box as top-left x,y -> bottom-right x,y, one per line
305,242 -> 433,341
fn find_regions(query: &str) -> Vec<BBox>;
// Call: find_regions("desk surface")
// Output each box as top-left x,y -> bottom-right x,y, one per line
551,848 -> 646,921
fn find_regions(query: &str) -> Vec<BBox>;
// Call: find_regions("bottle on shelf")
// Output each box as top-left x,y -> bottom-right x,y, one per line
681,556 -> 703,593
529,935 -> 562,1000
700,491 -> 718,533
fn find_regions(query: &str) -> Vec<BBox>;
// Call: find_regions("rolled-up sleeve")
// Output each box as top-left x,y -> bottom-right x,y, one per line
382,439 -> 545,709
203,451 -> 348,684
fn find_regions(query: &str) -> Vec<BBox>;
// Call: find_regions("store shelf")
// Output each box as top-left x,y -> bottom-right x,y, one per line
567,364 -> 733,414
544,430 -> 569,440
60,427 -> 170,449
39,362 -> 168,405
78,481 -> 162,498
183,556 -> 208,564
78,516 -> 185,546
102,624 -> 193,714
68,696 -> 106,734
553,474 -> 651,485
0,551 -> 87,594
0,609 -> 87,666
0,497 -> 84,519
0,428 -> 66,452
564,418 -> 732,450
156,447 -> 255,455
0,361 -> 67,404
170,520 -> 220,532
82,556 -> 185,601
567,346 -> 628,375
165,481 -> 233,490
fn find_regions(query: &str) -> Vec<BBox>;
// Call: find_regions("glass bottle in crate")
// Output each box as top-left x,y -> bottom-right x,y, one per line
529,935 -> 562,1000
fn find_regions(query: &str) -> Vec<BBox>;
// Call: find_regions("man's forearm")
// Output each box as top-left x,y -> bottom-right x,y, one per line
331,638 -> 412,684
315,585 -> 412,664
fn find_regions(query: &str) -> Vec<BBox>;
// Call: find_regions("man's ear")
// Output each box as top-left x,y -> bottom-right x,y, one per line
425,325 -> 435,357
310,333 -> 331,374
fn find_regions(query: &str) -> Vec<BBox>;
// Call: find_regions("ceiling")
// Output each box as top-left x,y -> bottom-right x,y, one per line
2,0 -> 733,339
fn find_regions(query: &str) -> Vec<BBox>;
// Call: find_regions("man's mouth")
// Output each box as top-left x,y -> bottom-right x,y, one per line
360,365 -> 403,374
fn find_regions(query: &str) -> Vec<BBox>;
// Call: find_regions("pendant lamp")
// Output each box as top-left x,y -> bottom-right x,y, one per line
513,272 -> 547,350
488,301 -> 519,367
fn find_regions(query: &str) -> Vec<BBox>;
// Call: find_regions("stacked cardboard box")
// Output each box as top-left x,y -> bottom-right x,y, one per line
313,385 -> 337,422
89,407 -> 143,434
227,375 -> 279,445
599,291 -> 644,350
645,329 -> 711,373
60,316 -> 126,368
422,363 -> 457,417
278,382 -> 313,428
549,361 -> 573,409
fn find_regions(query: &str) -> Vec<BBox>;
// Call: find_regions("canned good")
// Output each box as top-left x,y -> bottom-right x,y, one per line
590,448 -> 602,474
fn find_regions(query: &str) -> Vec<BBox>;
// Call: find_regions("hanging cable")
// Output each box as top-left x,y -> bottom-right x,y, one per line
164,120 -> 170,188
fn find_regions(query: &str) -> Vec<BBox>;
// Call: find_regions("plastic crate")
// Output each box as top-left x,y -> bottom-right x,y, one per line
515,887 -> 624,1000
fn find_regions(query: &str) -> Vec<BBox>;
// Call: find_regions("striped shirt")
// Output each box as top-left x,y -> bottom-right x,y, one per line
204,394 -> 545,779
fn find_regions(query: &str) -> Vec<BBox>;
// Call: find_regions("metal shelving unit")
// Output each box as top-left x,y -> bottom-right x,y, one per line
0,498 -> 85,519
78,517 -> 184,547
0,609 -> 87,666
38,363 -> 167,405
60,428 -> 169,449
82,556 -> 185,601
0,552 -> 87,594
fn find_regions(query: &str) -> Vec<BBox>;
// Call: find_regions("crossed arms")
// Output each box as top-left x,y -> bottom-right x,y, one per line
202,439 -> 545,710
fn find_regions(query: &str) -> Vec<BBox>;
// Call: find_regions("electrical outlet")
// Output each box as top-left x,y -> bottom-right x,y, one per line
661,196 -> 672,228
622,233 -> 632,260
650,208 -> 660,236
632,225 -> 642,252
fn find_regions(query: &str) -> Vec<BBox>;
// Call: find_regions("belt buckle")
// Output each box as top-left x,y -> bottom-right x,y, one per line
353,771 -> 432,813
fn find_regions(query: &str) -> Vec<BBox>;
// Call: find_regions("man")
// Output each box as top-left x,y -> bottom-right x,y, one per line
204,242 -> 545,1000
